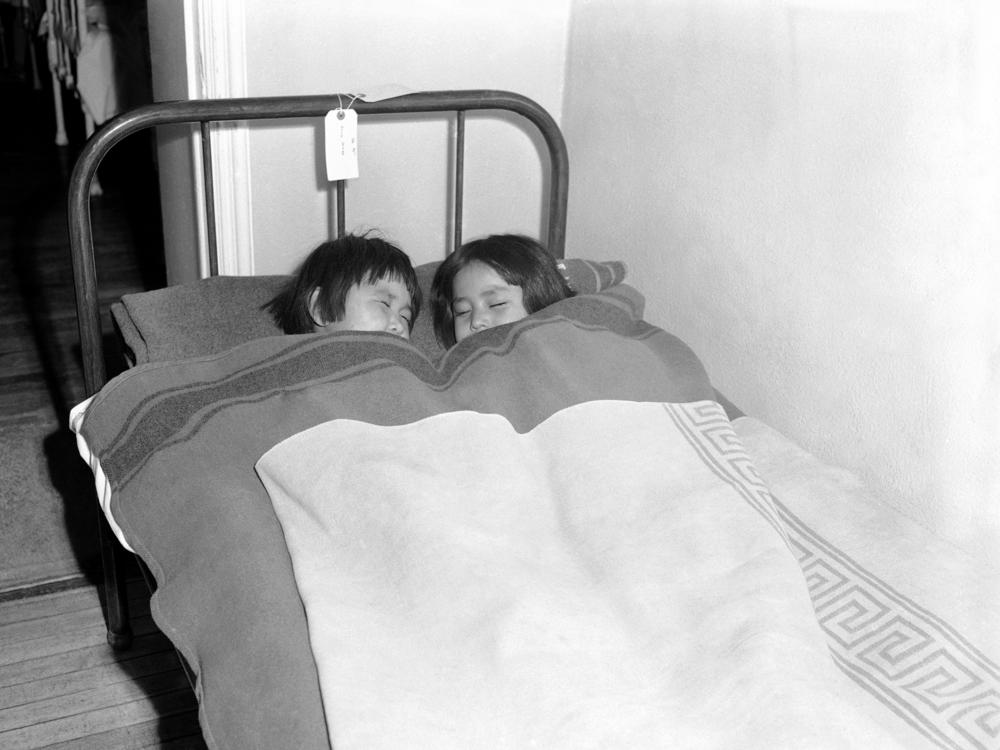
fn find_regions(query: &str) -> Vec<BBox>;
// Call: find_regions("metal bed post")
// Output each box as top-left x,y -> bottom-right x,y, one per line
335,181 -> 346,238
67,90 -> 568,649
199,121 -> 219,276
453,110 -> 465,252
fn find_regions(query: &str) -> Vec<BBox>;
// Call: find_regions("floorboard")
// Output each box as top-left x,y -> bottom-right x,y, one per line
0,583 -> 205,749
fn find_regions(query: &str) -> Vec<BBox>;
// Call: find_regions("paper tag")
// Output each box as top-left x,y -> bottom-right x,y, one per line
325,109 -> 359,181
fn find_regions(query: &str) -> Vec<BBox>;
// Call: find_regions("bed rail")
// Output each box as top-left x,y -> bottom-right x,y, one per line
67,89 -> 569,399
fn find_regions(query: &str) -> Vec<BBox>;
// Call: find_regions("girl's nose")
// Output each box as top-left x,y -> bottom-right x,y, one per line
470,311 -> 489,331
386,313 -> 405,335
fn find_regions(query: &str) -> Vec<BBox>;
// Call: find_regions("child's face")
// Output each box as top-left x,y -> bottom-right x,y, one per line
320,277 -> 414,339
451,261 -> 528,343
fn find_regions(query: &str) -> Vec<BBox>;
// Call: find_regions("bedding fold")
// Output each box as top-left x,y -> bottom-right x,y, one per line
77,285 -> 711,750
75,281 -> 964,749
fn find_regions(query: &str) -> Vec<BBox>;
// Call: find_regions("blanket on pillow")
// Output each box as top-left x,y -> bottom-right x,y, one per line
79,285 -> 707,750
111,258 -> 627,365
257,400 -> 906,749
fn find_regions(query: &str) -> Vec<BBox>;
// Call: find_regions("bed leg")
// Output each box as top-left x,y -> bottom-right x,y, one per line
98,515 -> 133,651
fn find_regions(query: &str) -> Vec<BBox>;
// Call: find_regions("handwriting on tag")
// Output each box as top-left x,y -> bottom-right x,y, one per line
325,109 -> 358,181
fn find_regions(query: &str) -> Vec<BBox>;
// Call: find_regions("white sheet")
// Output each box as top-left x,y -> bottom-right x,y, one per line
258,400 -> 909,749
69,396 -> 134,553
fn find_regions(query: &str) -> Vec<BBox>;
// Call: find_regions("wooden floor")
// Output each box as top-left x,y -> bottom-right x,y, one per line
0,580 -> 205,749
0,36 -> 204,749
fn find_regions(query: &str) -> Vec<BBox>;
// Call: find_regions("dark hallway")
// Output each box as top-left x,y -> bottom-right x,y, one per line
0,10 -> 204,747
0,6 -> 164,594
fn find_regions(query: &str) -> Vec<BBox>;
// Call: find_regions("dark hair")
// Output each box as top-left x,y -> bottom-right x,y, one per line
430,234 -> 574,347
264,234 -> 421,334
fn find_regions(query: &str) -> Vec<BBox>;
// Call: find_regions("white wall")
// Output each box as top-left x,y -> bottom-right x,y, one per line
563,0 -> 1000,551
241,0 -> 572,272
147,0 -> 571,277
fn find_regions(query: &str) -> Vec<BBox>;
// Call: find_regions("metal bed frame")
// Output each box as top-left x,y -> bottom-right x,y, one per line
67,90 -> 570,649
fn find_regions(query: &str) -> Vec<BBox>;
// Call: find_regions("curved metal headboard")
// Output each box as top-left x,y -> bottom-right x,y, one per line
67,89 -> 569,396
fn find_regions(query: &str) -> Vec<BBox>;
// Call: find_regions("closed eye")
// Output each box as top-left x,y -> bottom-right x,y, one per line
490,302 -> 508,309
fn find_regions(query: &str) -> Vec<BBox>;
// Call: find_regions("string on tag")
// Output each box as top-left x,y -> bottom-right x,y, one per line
333,93 -> 360,122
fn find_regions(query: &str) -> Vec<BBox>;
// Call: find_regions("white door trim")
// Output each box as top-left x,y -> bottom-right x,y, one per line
185,0 -> 254,276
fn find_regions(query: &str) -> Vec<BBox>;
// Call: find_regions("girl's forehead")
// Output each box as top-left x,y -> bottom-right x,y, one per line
454,262 -> 513,292
356,275 -> 412,298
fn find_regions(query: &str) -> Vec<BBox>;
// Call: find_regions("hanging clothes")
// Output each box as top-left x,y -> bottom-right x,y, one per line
75,0 -> 118,125
42,0 -> 120,127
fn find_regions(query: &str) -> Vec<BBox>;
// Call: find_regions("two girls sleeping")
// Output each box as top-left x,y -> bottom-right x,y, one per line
263,232 -> 575,347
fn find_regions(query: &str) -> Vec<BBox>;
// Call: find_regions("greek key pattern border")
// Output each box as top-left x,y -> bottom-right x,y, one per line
669,402 -> 1000,750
